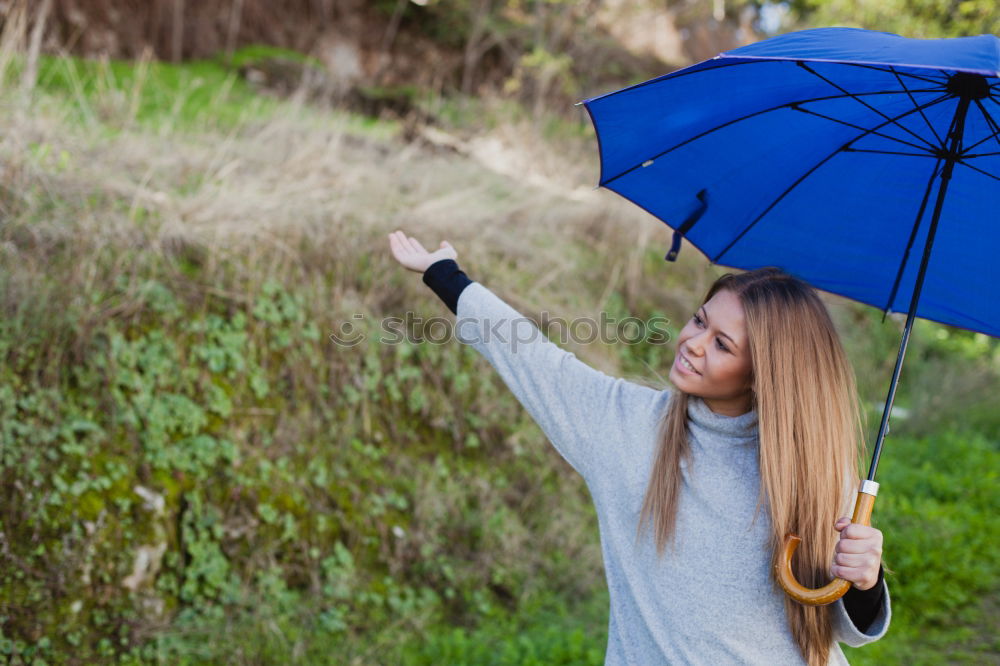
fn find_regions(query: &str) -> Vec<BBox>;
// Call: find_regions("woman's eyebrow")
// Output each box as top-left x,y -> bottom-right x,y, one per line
699,305 -> 739,350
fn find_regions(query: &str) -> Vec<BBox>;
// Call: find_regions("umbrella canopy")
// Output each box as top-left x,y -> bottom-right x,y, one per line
582,27 -> 1000,338
580,26 -> 1000,606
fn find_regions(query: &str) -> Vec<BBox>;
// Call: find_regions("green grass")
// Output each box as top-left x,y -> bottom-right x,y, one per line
393,591 -> 609,666
844,429 -> 1000,664
32,52 -> 278,130
393,427 -> 1000,666
8,46 -> 401,140
101,415 -> 1000,665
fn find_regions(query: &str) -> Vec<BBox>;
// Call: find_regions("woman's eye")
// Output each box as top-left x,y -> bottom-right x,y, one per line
716,339 -> 729,352
695,313 -> 728,352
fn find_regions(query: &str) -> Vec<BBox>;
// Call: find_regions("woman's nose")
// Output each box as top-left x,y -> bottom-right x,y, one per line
687,331 -> 712,356
687,331 -> 709,356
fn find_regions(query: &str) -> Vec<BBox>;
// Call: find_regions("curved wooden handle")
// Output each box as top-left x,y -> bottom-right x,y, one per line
774,485 -> 878,606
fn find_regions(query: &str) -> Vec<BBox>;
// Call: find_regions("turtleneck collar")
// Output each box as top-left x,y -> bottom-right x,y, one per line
686,394 -> 759,439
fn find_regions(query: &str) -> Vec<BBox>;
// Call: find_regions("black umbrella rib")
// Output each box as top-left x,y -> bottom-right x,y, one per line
797,62 -> 939,151
762,60 -> 949,85
838,62 -> 948,86
733,58 -> 950,86
601,89 -> 940,187
872,90 -> 961,323
889,66 -> 945,145
955,160 -> 1000,182
882,157 -> 944,323
961,124 -> 1000,153
976,97 -> 1000,133
962,151 -> 1000,158
711,93 -> 951,264
964,98 -> 1000,153
843,148 -> 938,158
791,106 -> 935,153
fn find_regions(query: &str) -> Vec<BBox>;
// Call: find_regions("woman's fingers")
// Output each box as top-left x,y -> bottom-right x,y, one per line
410,237 -> 429,254
388,231 -> 421,272
399,232 -> 418,255
402,234 -> 428,256
389,230 -> 456,273
388,231 -> 405,259
831,519 -> 883,589
836,526 -> 883,553
835,521 -> 882,547
836,536 -> 879,554
834,551 -> 878,569
389,231 -> 430,257
389,232 -> 417,257
832,564 -> 878,589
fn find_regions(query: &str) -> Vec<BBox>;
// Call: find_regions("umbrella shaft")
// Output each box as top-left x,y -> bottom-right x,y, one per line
867,94 -> 974,482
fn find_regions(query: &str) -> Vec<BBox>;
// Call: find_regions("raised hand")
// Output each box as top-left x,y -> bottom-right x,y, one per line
388,230 -> 458,273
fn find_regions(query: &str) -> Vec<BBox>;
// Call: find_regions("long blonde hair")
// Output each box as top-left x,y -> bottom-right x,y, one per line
635,266 -> 865,665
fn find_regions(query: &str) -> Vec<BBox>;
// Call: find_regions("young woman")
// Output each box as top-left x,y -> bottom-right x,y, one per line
387,230 -> 890,665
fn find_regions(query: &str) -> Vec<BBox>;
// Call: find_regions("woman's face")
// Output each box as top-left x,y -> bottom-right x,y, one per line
669,288 -> 754,416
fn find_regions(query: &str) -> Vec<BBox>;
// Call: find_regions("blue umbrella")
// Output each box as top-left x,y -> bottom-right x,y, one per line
579,26 -> 1000,605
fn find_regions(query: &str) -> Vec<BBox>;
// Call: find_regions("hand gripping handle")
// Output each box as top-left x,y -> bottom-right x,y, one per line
775,481 -> 879,606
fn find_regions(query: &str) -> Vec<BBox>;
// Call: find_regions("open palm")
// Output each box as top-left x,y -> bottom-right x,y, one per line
388,230 -> 458,273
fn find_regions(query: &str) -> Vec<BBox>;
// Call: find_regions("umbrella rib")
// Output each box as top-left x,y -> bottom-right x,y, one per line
977,99 -> 1000,148
719,57 -> 950,86
711,93 -> 952,264
589,58 -> 947,106
797,62 -> 938,151
964,98 -> 1000,153
955,159 -> 1000,183
843,148 -> 938,158
600,89 -> 940,187
961,124 -> 1000,153
889,66 -> 945,146
837,62 -> 948,85
791,106 -> 935,153
878,90 -> 965,322
962,151 -> 1000,158
882,157 -> 944,322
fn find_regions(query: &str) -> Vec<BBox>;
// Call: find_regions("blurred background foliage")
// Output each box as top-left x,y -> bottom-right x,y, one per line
788,0 -> 999,38
0,0 -> 998,664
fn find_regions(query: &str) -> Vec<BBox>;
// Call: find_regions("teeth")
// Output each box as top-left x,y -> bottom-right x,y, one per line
681,356 -> 696,373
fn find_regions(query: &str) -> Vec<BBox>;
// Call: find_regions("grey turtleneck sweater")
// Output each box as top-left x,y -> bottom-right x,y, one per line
426,264 -> 891,665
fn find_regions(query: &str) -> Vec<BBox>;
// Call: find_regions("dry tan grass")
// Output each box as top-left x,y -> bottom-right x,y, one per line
1,53 -> 713,359
0,0 -> 727,407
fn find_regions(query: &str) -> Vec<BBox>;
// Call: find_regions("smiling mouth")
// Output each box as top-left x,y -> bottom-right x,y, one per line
679,353 -> 700,375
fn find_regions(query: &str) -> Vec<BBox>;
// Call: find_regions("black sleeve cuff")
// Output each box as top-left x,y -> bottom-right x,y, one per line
422,258 -> 473,315
842,564 -> 885,633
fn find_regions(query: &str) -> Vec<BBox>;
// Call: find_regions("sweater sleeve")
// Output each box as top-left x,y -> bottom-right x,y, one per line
831,573 -> 891,647
446,279 -> 669,490
422,258 -> 472,315
842,565 -> 886,633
